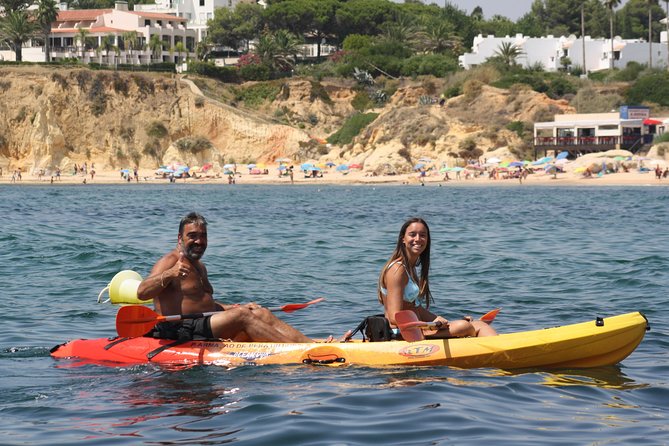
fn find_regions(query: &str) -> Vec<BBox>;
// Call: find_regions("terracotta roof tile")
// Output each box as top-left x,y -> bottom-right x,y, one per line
56,9 -> 112,21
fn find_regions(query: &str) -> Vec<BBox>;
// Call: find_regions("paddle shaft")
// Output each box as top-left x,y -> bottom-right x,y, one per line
138,305 -> 309,324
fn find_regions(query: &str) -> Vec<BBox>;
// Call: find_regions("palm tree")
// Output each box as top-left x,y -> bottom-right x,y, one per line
97,34 -> 114,65
121,30 -> 138,64
665,0 -> 669,70
416,21 -> 461,54
75,28 -> 90,60
174,41 -> 186,63
493,41 -> 525,67
148,34 -> 163,63
0,10 -> 38,62
253,30 -> 301,72
603,0 -> 621,69
35,0 -> 58,63
647,0 -> 658,68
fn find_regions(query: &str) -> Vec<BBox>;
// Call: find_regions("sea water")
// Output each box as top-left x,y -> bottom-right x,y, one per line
1,184 -> 668,445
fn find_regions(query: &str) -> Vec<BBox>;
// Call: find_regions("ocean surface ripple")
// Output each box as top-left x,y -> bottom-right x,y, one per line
1,184 -> 668,445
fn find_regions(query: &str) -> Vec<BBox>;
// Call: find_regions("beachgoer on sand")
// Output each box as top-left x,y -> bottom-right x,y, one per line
377,217 -> 497,339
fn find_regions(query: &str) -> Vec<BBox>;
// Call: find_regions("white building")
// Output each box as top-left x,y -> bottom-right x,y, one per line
134,0 -> 254,44
459,33 -> 669,72
0,1 -> 197,64
533,106 -> 659,158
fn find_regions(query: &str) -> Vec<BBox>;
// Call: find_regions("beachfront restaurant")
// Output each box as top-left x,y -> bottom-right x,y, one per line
533,106 -> 659,159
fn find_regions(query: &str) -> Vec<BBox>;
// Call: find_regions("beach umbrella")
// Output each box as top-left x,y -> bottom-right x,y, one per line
120,168 -> 130,174
532,156 -> 553,165
574,167 -> 586,174
508,161 -> 524,167
414,163 -> 426,170
451,167 -> 465,172
310,166 -> 322,171
349,163 -> 363,169
325,162 -> 336,167
556,151 -> 569,160
465,164 -> 483,170
336,164 -> 349,172
223,163 -> 235,170
247,163 -> 256,169
278,165 -> 287,171
487,157 -> 501,164
439,167 -> 450,173
300,163 -> 314,171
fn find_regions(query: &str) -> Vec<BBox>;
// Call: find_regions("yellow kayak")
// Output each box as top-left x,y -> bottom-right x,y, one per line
51,312 -> 649,369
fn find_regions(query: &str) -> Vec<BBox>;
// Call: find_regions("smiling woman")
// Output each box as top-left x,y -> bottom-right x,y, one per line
377,217 -> 497,339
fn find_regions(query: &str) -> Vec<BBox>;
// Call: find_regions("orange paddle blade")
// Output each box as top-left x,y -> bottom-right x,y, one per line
272,297 -> 325,313
395,310 -> 425,342
479,308 -> 501,323
116,305 -> 163,338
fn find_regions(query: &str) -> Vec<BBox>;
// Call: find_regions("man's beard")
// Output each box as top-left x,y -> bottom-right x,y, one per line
182,242 -> 204,260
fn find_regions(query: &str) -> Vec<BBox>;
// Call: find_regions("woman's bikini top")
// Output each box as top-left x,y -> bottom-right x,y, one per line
380,260 -> 424,307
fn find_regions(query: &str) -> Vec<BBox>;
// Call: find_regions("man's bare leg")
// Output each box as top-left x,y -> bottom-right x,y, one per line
250,308 -> 312,343
209,308 -> 311,343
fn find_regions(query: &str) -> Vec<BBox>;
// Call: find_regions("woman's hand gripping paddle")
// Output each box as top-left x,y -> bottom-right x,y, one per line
395,308 -> 500,342
115,298 -> 326,338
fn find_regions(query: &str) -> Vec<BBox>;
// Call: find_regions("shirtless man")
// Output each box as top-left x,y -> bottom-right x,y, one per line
136,212 -> 312,343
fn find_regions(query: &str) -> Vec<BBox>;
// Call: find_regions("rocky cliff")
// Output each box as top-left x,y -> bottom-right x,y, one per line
0,66 -> 575,175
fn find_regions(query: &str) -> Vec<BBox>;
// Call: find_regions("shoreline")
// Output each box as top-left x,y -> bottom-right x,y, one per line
2,168 -> 668,187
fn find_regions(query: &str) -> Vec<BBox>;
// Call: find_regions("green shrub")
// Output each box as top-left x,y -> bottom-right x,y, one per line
613,61 -> 645,82
547,77 -> 576,98
232,82 -> 281,108
400,54 -> 458,78
327,112 -> 379,145
493,72 -> 548,93
506,121 -> 526,137
351,90 -> 372,111
626,71 -> 669,106
239,63 -> 271,81
653,133 -> 669,143
146,121 -> 168,139
309,80 -> 333,105
175,136 -> 212,153
188,61 -> 240,83
342,34 -> 373,51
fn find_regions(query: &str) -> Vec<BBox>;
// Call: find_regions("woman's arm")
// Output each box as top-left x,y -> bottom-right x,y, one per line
382,263 -> 410,326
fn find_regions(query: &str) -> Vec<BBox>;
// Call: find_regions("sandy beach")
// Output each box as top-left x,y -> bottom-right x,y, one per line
2,165 -> 669,187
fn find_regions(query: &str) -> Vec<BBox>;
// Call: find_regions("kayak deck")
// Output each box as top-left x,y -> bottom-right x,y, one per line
51,312 -> 649,369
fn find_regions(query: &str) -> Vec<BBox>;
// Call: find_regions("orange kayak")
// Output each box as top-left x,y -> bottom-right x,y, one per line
50,312 -> 649,369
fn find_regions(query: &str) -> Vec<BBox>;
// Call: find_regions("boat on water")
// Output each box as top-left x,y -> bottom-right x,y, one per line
50,312 -> 649,369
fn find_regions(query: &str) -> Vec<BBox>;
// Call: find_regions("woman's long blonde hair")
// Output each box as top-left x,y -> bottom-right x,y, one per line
377,218 -> 433,309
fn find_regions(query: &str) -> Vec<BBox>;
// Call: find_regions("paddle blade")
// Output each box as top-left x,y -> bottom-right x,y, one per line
273,297 -> 325,313
116,305 -> 160,338
479,308 -> 501,323
395,310 -> 425,342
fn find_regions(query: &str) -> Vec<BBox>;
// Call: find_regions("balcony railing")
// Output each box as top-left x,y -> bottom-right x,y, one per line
534,135 -> 653,151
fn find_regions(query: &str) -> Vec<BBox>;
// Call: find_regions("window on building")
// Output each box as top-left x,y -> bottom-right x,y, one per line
199,0 -> 204,5
145,19 -> 151,26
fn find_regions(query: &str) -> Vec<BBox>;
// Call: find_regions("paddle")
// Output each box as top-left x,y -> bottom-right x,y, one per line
116,298 -> 325,338
395,308 -> 501,342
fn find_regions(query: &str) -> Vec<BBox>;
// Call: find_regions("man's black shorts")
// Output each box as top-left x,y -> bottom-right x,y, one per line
146,316 -> 214,341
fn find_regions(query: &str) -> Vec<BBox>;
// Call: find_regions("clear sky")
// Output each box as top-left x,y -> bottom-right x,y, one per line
421,0 -> 631,21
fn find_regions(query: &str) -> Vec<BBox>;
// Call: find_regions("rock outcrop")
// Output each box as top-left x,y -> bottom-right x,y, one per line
0,66 -> 577,175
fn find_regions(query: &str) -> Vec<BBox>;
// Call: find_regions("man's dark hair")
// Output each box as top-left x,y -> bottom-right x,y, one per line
179,212 -> 207,235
